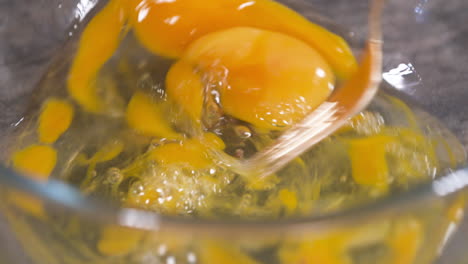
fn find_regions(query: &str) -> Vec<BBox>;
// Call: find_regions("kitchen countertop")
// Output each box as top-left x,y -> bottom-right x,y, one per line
0,0 -> 467,263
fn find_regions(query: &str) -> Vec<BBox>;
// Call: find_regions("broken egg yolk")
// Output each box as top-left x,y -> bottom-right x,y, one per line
38,98 -> 74,144
10,145 -> 58,218
12,145 -> 57,180
149,132 -> 225,169
126,92 -> 180,139
130,0 -> 356,80
68,0 -> 355,119
97,226 -> 143,256
167,27 -> 334,130
68,0 -> 127,112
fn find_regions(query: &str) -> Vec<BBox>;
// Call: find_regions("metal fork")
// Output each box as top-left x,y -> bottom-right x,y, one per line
210,0 -> 385,179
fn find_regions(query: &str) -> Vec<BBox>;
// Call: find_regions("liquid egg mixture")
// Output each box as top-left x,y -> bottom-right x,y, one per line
4,0 -> 465,263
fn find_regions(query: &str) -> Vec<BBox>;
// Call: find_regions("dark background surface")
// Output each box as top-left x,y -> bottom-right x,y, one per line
0,0 -> 467,263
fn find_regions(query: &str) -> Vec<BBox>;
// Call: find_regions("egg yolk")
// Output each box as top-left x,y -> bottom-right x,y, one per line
278,188 -> 298,213
167,27 -> 334,130
97,226 -> 143,256
38,98 -> 74,144
279,237 -> 351,264
198,241 -> 260,264
165,60 -> 205,124
130,0 -> 356,80
149,133 -> 225,169
10,145 -> 57,218
68,0 -> 128,112
12,145 -> 57,180
126,92 -> 180,139
446,196 -> 465,223
348,135 -> 393,191
388,218 -> 423,264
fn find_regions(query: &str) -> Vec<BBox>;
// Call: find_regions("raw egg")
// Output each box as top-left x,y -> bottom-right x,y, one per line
167,27 -> 335,130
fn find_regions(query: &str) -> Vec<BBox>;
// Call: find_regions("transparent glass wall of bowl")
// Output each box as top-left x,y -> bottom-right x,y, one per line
0,0 -> 98,262
1,186 -> 464,264
0,0 -> 467,263
0,0 -> 99,158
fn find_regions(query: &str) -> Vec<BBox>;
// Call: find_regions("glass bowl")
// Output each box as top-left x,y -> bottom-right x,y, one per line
0,0 -> 467,263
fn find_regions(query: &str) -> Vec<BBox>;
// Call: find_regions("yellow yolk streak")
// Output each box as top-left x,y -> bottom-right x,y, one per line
150,141 -> 213,169
279,236 -> 352,264
89,140 -> 124,163
279,222 -> 392,264
199,241 -> 260,264
11,145 -> 57,218
348,135 -> 393,190
278,188 -> 298,213
68,0 -> 128,112
12,145 -> 57,180
166,60 -> 205,124
126,92 -> 180,139
149,133 -> 225,170
167,27 -> 334,130
97,226 -> 143,256
38,98 -> 74,144
126,133 -> 224,210
447,196 -> 465,223
388,218 -> 423,264
126,186 -> 164,209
